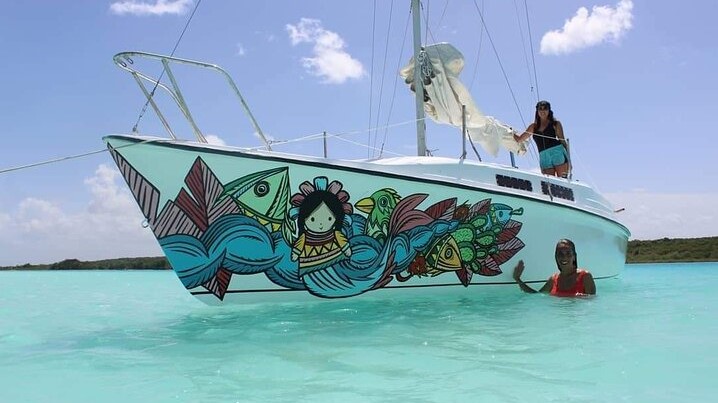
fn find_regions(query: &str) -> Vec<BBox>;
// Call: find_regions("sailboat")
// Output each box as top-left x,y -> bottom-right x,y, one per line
104,0 -> 629,304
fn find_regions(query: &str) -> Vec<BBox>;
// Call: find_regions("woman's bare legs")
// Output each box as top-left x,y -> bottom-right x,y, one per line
554,162 -> 570,178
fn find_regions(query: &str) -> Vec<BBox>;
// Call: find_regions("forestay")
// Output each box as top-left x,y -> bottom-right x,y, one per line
400,43 -> 526,157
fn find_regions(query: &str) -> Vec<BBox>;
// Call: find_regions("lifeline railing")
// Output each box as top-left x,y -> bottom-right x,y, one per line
113,51 -> 272,150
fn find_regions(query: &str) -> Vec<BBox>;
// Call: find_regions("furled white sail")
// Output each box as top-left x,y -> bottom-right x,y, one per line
400,43 -> 526,157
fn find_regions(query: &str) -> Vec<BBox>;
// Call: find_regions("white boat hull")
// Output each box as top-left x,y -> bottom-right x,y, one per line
105,134 -> 629,304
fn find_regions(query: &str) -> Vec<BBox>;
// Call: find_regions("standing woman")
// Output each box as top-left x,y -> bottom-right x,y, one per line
514,100 -> 570,177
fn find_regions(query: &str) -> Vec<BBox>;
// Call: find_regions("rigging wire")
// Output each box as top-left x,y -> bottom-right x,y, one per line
408,1 -> 542,167
513,0 -> 535,95
0,114 -> 430,176
336,135 -> 406,158
423,0 -> 430,45
367,0 -> 378,158
434,0 -> 450,33
248,117 -> 426,156
0,149 -> 109,175
378,10 -> 412,158
468,0 -> 485,91
471,0 -> 526,127
420,2 -> 540,167
425,0 -> 452,48
130,0 -> 203,134
0,139 -> 169,176
516,0 -> 542,166
3,1 -> 205,176
524,0 -> 540,101
370,0 -> 395,158
423,5 -> 489,159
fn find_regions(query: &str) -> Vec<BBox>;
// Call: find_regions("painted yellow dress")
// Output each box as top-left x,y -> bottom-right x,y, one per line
292,230 -> 350,273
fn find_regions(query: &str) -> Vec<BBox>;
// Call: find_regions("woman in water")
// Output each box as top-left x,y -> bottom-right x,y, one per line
513,239 -> 596,296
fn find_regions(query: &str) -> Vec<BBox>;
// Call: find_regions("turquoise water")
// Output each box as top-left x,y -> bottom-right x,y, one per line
1,263 -> 716,402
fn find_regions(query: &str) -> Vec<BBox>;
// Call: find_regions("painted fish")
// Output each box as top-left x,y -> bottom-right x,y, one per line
219,167 -> 290,231
453,204 -> 523,274
471,204 -> 524,232
424,235 -> 463,275
406,234 -> 473,286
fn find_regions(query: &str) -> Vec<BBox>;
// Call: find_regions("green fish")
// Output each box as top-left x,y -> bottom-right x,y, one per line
220,167 -> 290,231
449,204 -> 523,274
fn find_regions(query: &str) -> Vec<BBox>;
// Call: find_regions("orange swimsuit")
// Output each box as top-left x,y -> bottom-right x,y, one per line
550,270 -> 587,297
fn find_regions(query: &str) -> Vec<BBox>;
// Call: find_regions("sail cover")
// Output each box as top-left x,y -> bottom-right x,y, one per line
400,43 -> 526,157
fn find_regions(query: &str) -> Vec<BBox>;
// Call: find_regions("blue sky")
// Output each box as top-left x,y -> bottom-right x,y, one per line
0,0 -> 716,265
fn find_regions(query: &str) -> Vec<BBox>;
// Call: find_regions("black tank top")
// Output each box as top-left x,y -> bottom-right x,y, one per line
533,122 -> 561,152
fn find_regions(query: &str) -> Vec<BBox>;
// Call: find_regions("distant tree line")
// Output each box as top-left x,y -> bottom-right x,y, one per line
0,257 -> 171,270
1,237 -> 716,270
626,237 -> 718,263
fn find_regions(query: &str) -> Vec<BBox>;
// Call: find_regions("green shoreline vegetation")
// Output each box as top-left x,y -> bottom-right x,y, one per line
626,237 -> 717,263
0,257 -> 171,271
1,237 -> 716,270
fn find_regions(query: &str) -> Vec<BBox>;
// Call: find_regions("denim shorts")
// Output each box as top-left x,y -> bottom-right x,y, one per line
539,144 -> 568,169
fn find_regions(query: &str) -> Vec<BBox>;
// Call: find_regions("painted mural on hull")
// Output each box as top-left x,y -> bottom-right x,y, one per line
109,147 -> 526,300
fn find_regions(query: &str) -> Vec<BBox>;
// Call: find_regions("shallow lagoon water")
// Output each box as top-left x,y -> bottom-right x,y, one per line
1,263 -> 716,402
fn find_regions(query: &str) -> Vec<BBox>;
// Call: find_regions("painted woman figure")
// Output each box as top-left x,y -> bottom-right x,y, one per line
291,189 -> 352,273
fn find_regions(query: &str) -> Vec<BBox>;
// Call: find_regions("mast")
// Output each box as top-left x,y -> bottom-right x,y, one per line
411,0 -> 427,156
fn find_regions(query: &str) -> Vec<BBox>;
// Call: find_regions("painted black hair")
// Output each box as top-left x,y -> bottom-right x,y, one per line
297,190 -> 345,233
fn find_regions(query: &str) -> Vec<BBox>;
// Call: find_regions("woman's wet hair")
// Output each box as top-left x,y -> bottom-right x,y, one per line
555,238 -> 578,270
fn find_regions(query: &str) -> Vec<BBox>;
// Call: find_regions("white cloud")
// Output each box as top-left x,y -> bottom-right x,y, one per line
605,191 -> 718,240
286,18 -> 365,84
16,198 -> 68,233
0,165 -> 160,266
204,134 -> 226,146
109,0 -> 193,16
540,0 -> 633,55
237,43 -> 246,57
